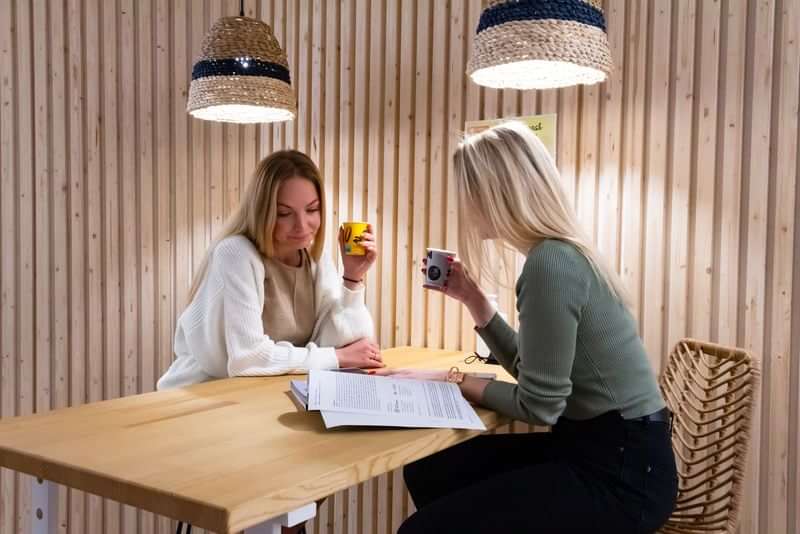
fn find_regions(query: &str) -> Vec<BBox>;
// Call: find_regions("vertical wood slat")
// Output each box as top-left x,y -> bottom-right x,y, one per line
410,0 -> 430,348
154,0 -> 172,531
715,0 -> 746,349
355,14 -> 374,529
619,0 -> 646,326
0,0 -> 16,532
309,0 -> 323,174
66,0 -> 86,528
335,0 -> 353,276
742,0 -> 775,531
426,0 -> 447,351
576,85 -> 600,247
101,2 -> 121,532
640,0 -> 670,365
0,2 -> 798,533
380,0 -> 398,351
83,0 -> 105,531
296,0 -> 309,156
443,0 -> 465,352
136,1 -> 155,532
597,0 -> 623,273
188,0 -> 205,296
459,0 -> 479,353
689,0 -> 720,343
365,0 -> 382,355
372,6 -> 388,525
321,0 -> 338,267
792,86 -> 800,534
32,0 -> 51,424
664,0 -> 694,372
395,0 -> 416,350
15,1 -> 36,531
120,2 -> 139,531
764,0 -> 799,528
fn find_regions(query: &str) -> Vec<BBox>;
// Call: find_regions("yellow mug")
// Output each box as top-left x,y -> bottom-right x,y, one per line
342,221 -> 369,255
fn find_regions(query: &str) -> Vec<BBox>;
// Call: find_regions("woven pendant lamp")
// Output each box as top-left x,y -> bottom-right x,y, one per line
467,0 -> 613,90
187,7 -> 295,123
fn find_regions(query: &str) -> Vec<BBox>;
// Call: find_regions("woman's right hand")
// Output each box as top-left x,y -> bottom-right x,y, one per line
421,256 -> 479,304
422,256 -> 495,328
335,338 -> 385,369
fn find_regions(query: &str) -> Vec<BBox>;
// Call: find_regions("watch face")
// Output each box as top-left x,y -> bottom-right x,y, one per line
427,265 -> 441,281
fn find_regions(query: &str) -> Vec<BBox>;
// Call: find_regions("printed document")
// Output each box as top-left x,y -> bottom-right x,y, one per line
300,369 -> 486,430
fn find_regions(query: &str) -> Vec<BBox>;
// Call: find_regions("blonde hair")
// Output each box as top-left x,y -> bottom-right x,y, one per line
186,150 -> 327,302
453,121 -> 630,306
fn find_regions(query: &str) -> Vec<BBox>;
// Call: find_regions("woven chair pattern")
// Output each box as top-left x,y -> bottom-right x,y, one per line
658,339 -> 760,534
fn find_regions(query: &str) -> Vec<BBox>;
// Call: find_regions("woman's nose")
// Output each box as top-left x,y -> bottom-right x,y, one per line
295,212 -> 310,231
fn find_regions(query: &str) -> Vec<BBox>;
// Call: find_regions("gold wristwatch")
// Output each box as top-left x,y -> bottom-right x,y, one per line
446,366 -> 465,385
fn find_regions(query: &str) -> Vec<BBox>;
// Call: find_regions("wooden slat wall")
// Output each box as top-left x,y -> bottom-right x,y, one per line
0,1 -> 798,533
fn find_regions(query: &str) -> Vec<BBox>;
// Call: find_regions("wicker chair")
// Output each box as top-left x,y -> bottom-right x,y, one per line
658,338 -> 760,534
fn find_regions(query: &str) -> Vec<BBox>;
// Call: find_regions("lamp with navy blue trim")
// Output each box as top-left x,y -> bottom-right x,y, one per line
467,0 -> 613,90
187,8 -> 295,124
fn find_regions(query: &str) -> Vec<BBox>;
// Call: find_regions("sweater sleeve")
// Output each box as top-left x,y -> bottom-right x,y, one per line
481,242 -> 590,425
312,255 -> 375,348
475,312 -> 520,377
202,239 -> 339,377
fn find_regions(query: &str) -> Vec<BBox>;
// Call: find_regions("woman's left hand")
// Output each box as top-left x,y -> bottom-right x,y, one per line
370,368 -> 448,381
340,224 -> 377,282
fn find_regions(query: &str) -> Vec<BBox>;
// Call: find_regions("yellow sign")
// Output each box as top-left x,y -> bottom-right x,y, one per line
465,113 -> 557,162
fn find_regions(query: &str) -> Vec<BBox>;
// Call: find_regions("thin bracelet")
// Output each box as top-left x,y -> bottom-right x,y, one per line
343,275 -> 362,284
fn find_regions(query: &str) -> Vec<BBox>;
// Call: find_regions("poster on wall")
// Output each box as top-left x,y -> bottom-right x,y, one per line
464,113 -> 557,163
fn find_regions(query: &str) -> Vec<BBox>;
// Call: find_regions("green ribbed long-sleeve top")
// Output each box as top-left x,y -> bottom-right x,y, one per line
479,239 -> 665,425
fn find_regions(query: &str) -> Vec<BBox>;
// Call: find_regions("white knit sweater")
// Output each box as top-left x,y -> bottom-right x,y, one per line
156,235 -> 374,390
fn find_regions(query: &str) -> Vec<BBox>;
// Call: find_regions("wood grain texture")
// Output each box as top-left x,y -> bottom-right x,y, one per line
0,348 -> 509,534
0,1 -> 797,533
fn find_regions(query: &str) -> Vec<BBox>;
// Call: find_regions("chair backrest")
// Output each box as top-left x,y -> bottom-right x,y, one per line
658,338 -> 760,534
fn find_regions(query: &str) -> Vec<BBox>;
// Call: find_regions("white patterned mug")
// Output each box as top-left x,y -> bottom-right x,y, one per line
424,248 -> 455,288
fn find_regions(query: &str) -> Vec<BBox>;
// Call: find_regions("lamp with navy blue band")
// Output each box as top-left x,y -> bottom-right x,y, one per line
468,0 -> 613,90
187,1 -> 295,124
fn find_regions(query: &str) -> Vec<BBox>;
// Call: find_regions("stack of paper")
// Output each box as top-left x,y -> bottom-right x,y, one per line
290,379 -> 309,406
290,369 -> 486,431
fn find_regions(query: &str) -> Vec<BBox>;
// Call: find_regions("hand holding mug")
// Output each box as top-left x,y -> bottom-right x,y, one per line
339,222 -> 377,282
422,251 -> 495,327
422,251 -> 481,304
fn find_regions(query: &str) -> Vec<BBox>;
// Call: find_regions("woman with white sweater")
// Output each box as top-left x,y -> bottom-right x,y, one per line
157,150 -> 382,392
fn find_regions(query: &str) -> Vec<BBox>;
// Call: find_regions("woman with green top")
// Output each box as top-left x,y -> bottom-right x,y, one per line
379,122 -> 677,533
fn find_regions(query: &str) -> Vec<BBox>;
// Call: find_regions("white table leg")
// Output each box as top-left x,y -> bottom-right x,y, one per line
243,502 -> 317,534
31,477 -> 59,534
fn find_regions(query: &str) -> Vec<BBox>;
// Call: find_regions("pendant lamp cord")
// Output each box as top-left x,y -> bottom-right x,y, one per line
239,0 -> 244,16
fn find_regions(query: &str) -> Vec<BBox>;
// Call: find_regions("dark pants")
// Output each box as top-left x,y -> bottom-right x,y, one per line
399,410 -> 678,534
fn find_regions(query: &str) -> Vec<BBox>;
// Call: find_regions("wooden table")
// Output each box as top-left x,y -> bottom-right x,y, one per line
0,347 -> 510,533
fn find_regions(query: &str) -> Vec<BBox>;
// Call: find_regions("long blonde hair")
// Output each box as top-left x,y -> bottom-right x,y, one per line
186,150 -> 327,302
453,121 -> 629,306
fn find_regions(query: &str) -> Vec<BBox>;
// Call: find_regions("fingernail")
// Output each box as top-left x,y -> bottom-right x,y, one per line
367,370 -> 375,374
